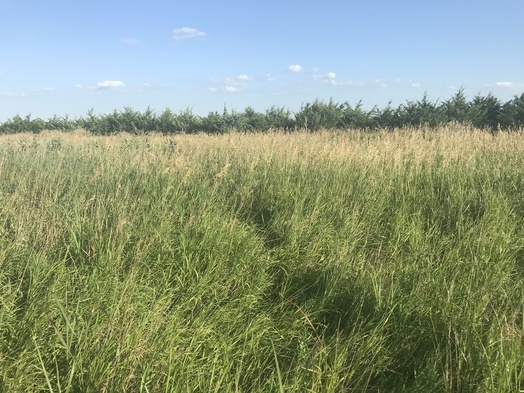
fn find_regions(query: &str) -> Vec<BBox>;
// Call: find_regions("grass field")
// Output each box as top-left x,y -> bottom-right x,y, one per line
0,127 -> 523,392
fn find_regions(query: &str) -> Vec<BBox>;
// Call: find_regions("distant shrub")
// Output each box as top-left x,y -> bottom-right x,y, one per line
2,91 -> 524,135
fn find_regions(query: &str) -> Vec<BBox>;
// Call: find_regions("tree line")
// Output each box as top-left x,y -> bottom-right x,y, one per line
1,89 -> 523,135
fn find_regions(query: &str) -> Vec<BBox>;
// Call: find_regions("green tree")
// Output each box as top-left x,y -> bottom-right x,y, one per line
442,88 -> 470,125
500,93 -> 524,130
469,93 -> 502,130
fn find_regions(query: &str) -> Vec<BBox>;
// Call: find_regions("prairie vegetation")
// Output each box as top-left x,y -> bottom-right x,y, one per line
0,127 -> 523,392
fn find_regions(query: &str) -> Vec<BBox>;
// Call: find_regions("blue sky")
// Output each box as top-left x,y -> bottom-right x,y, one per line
1,0 -> 523,121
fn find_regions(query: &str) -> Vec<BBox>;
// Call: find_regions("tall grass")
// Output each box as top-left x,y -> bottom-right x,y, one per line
0,127 -> 523,392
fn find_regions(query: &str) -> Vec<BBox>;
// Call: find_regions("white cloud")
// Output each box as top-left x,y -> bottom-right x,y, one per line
288,64 -> 303,73
74,84 -> 83,89
394,78 -> 421,88
173,27 -> 206,40
31,87 -> 55,93
237,74 -> 252,81
207,87 -> 218,92
265,74 -> 274,81
313,72 -> 338,83
122,37 -> 140,45
495,81 -> 514,88
96,80 -> 126,89
212,74 -> 253,90
311,71 -> 355,87
373,79 -> 387,88
331,80 -> 354,87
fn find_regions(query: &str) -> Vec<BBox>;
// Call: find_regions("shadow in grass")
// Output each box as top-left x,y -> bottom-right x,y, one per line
271,265 -> 452,391
236,185 -> 290,251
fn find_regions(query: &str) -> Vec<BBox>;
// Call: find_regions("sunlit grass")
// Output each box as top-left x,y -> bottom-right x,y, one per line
0,127 -> 523,392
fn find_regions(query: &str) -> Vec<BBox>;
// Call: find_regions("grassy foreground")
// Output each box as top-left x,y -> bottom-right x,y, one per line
0,128 -> 523,392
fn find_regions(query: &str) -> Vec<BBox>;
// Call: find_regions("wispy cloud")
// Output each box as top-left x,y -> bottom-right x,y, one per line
394,78 -> 421,88
34,87 -> 55,92
237,74 -> 252,81
95,80 -> 126,89
484,81 -> 524,89
290,64 -> 326,75
288,64 -> 303,73
77,80 -> 126,91
173,27 -> 206,40
122,37 -> 140,45
313,71 -> 354,87
330,80 -> 354,87
495,81 -> 515,88
224,86 -> 240,93
373,79 -> 387,88
214,74 -> 252,85
208,74 -> 255,92
314,71 -> 337,82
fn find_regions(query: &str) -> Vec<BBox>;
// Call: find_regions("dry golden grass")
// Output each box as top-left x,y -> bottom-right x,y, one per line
2,126 -> 523,169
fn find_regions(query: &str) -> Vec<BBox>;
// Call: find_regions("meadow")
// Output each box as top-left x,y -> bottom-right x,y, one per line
0,127 -> 523,392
